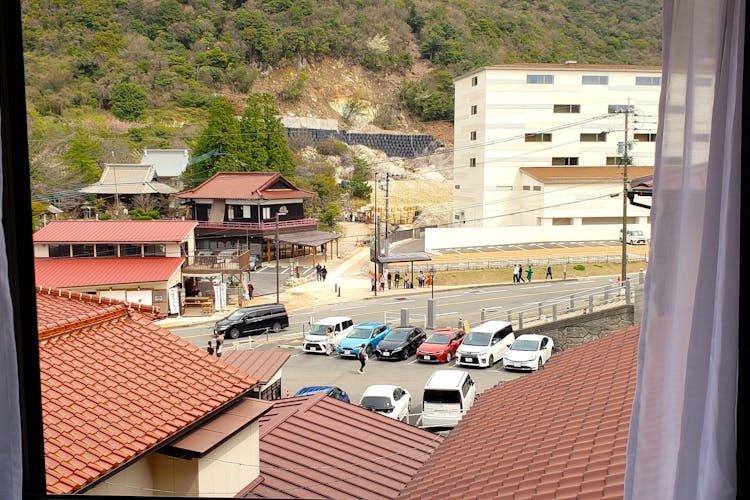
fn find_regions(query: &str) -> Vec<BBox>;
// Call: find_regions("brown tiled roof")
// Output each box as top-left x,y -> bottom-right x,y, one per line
37,288 -> 259,494
176,171 -> 316,201
238,393 -> 443,499
520,166 -> 654,184
400,326 -> 640,500
222,349 -> 291,384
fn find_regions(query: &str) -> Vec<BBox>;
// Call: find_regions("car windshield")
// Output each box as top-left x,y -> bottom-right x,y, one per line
348,327 -> 373,339
425,334 -> 449,344
462,331 -> 491,346
309,324 -> 332,335
361,396 -> 393,411
384,329 -> 411,341
225,310 -> 247,321
511,339 -> 540,351
630,230 -> 644,236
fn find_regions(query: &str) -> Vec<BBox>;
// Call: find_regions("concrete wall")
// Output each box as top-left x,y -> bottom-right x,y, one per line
519,304 -> 635,351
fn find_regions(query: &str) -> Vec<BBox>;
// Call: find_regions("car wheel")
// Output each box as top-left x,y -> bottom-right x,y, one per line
272,322 -> 282,333
446,352 -> 452,363
366,345 -> 373,357
538,358 -> 543,370
489,355 -> 494,366
228,328 -> 240,339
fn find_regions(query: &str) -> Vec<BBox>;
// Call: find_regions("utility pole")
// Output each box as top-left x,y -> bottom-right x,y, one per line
620,102 -> 632,283
373,174 -> 378,296
384,173 -> 390,257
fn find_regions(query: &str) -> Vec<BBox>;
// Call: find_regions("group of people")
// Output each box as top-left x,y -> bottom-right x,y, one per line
315,263 -> 328,281
513,264 -> 554,283
206,331 -> 224,358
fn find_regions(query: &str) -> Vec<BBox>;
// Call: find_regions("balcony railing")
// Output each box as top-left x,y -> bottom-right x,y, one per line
182,250 -> 250,274
195,218 -> 317,232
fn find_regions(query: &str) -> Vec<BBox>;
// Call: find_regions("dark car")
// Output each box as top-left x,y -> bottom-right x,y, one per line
374,326 -> 426,360
213,303 -> 289,339
293,385 -> 350,403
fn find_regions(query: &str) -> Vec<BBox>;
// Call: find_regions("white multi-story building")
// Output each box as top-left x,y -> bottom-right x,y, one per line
452,63 -> 661,230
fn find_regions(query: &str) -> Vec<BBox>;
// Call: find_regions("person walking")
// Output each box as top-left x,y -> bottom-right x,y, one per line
517,264 -> 525,283
512,264 -> 519,283
379,274 -> 385,291
357,344 -> 367,374
394,271 -> 400,288
371,275 -> 377,292
247,281 -> 254,300
207,337 -> 215,356
387,271 -> 392,289
315,263 -> 322,281
321,266 -> 327,281
545,265 -> 553,280
325,327 -> 336,356
418,270 -> 425,287
526,265 -> 534,283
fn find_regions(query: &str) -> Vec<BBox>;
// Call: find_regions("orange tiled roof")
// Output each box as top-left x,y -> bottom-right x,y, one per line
33,220 -> 197,243
239,393 -> 443,499
37,287 -> 259,494
400,326 -> 640,500
34,256 -> 184,288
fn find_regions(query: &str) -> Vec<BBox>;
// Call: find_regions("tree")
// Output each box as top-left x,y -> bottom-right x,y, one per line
239,93 -> 295,176
63,130 -> 102,185
319,202 -> 341,230
110,82 -> 149,121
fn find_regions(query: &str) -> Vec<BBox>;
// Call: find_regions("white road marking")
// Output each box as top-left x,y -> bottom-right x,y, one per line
438,294 -> 463,299
332,305 -> 367,311
436,312 -> 457,316
383,300 -> 415,305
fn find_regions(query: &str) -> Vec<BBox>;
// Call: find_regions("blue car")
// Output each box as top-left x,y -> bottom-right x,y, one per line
337,322 -> 391,358
293,385 -> 350,403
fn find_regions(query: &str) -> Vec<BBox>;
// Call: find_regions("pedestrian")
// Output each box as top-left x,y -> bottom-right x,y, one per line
321,266 -> 327,281
563,263 -> 568,280
387,271 -> 392,289
418,270 -> 425,287
517,264 -> 525,283
325,327 -> 335,356
357,343 -> 367,374
404,276 -> 411,289
545,265 -> 553,280
394,271 -> 400,288
379,274 -> 385,291
315,263 -> 322,281
247,281 -> 254,300
214,331 -> 224,358
526,265 -> 533,283
207,337 -> 215,356
512,264 -> 519,283
371,275 -> 376,292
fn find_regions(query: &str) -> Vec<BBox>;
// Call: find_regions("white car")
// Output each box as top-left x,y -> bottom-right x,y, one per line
503,334 -> 554,371
302,316 -> 354,354
456,320 -> 515,368
359,385 -> 411,422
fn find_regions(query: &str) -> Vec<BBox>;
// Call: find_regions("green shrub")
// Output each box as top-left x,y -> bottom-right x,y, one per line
133,215 -> 153,220
574,264 -> 585,271
110,82 -> 149,121
316,139 -> 348,157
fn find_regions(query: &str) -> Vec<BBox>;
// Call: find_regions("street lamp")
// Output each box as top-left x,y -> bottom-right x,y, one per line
275,206 -> 288,304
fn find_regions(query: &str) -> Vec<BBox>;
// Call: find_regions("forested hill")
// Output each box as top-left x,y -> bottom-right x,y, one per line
22,0 -> 661,196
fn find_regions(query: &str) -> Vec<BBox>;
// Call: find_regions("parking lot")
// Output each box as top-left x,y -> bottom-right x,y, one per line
273,344 -> 526,428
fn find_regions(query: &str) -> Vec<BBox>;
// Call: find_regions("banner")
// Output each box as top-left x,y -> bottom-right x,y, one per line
168,287 -> 180,315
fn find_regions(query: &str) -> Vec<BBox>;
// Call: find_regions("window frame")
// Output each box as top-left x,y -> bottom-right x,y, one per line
580,132 -> 608,142
526,74 -> 554,84
525,133 -> 552,142
582,75 -> 609,85
553,104 -> 581,113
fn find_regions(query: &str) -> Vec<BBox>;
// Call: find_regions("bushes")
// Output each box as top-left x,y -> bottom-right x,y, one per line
110,82 -> 149,121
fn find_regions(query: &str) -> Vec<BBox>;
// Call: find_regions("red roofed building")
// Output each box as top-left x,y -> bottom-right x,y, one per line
36,286 -> 271,496
400,326 -> 640,500
238,393 -> 443,499
33,220 -> 197,310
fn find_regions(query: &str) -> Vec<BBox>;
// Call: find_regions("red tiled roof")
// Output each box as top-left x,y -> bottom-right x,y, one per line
238,393 -> 443,499
33,220 -> 197,243
36,287 -> 162,333
176,172 -> 316,201
400,326 -> 640,500
222,350 -> 291,384
35,257 -> 184,288
37,288 -> 259,494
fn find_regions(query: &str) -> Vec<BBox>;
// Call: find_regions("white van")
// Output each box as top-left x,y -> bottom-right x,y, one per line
422,370 -> 476,428
303,316 -> 354,354
619,228 -> 648,245
456,320 -> 515,368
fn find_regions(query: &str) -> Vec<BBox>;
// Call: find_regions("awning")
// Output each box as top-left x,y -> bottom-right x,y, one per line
375,252 -> 432,264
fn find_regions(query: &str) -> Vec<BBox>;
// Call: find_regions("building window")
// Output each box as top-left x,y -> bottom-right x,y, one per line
262,207 -> 271,220
580,132 -> 608,142
120,244 -> 142,257
144,244 -> 166,257
470,131 -> 477,141
95,244 -> 117,257
527,74 -> 554,84
523,185 -> 531,191
471,76 -> 478,86
553,104 -> 581,113
470,105 -> 477,115
71,244 -> 94,257
552,157 -> 579,166
455,185 -> 461,189
608,104 -> 634,114
533,186 -> 542,191
607,156 -> 626,165
582,75 -> 609,85
469,158 -> 477,167
636,76 -> 661,85
634,133 -> 658,142
525,133 -> 552,142
48,244 -> 70,258
242,205 -> 252,218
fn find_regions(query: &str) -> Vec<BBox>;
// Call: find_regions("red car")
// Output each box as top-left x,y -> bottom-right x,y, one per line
416,328 -> 465,363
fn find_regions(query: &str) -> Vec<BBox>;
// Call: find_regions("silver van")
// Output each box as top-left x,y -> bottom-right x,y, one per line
422,370 -> 476,428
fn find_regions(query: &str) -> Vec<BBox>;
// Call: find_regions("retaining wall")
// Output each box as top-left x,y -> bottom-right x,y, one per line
285,127 -> 443,158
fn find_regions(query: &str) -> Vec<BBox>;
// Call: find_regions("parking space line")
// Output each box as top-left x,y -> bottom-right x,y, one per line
436,311 -> 457,316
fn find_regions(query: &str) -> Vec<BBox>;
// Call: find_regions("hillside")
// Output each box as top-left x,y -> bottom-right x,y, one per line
22,0 -> 662,199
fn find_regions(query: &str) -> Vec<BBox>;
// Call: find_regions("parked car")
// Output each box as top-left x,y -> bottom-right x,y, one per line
416,328 -> 465,363
503,334 -> 554,371
213,303 -> 289,339
337,322 -> 390,357
456,320 -> 515,368
374,326 -> 426,360
303,316 -> 355,354
422,370 -> 476,429
359,385 -> 411,421
619,228 -> 648,245
293,385 -> 350,403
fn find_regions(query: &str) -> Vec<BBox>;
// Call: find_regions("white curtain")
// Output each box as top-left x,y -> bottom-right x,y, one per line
625,0 -> 742,499
0,116 -> 24,499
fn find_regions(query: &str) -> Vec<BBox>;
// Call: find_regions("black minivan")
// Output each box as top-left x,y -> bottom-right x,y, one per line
214,303 -> 289,338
